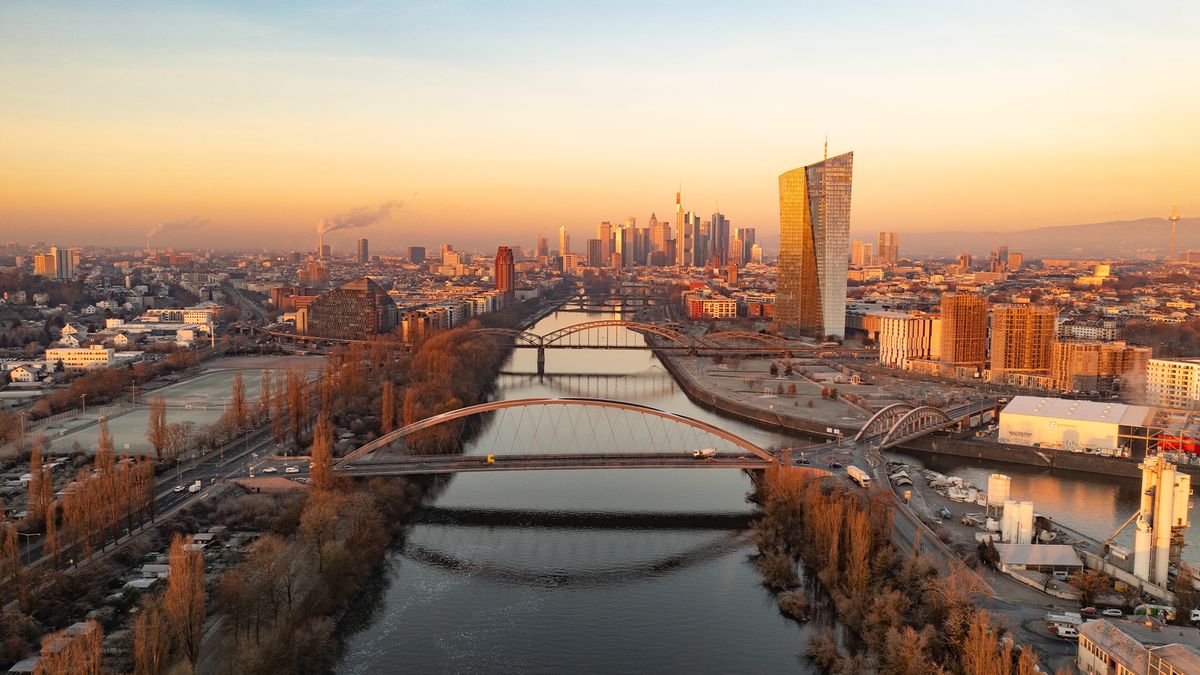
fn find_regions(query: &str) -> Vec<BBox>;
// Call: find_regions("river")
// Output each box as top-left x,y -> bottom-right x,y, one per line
337,308 -> 1194,673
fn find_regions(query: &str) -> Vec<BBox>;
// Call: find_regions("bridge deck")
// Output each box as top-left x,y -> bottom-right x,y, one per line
335,452 -> 773,476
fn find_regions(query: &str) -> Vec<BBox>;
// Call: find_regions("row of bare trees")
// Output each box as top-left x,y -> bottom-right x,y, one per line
34,619 -> 103,675
754,467 -> 1040,674
131,533 -> 205,674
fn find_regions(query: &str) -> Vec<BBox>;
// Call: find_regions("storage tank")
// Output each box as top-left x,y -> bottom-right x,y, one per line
1001,500 -> 1018,543
1173,473 -> 1192,529
987,474 -> 1011,508
1016,501 -> 1035,545
1133,517 -> 1153,580
1154,465 -> 1176,585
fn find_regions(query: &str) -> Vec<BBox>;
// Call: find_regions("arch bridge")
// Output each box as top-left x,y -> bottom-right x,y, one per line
854,403 -> 960,450
333,397 -> 777,476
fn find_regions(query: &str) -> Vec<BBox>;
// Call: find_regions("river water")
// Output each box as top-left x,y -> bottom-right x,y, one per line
338,309 -> 1195,673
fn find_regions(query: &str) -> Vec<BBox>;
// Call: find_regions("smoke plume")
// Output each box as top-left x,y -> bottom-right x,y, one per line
147,216 -> 209,241
316,200 -> 403,236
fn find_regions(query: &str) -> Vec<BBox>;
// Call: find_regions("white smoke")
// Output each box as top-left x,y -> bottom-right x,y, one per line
316,200 -> 403,236
147,216 -> 209,241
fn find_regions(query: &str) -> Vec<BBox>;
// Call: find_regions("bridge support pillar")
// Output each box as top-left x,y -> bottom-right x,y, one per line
536,346 -> 546,376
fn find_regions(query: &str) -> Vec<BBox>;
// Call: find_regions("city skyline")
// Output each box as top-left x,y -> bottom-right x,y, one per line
2,2 -> 1197,249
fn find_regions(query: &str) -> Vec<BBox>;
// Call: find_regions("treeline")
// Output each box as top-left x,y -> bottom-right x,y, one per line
130,533 -> 205,674
753,466 -> 1040,674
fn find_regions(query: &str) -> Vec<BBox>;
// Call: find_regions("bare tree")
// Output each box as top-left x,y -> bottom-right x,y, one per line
310,410 -> 334,491
133,595 -> 171,675
146,396 -> 168,462
381,380 -> 396,435
231,372 -> 247,431
163,533 -> 205,667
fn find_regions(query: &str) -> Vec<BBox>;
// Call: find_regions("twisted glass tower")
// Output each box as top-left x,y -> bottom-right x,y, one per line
776,151 -> 853,338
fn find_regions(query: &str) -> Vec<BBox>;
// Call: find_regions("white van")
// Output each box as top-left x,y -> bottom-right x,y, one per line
1056,626 -> 1078,640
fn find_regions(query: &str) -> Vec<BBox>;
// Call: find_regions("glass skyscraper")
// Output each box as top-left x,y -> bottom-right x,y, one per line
776,151 -> 853,338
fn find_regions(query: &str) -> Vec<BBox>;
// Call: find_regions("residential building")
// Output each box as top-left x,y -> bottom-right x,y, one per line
940,293 -> 989,368
876,231 -> 899,266
1051,340 -> 1151,393
990,304 -> 1058,376
45,345 -> 116,371
878,312 -> 940,368
33,253 -> 56,277
1147,358 -> 1200,409
494,246 -> 515,293
850,240 -> 873,267
684,293 -> 737,320
301,277 -> 397,340
586,239 -> 603,268
52,246 -> 75,279
776,151 -> 853,338
559,226 -> 570,256
407,246 -> 426,264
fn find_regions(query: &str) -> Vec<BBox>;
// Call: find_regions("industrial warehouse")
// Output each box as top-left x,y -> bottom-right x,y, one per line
997,396 -> 1200,457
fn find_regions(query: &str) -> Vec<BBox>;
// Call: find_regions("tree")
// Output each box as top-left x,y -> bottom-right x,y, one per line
786,383 -> 797,396
36,620 -> 102,675
27,438 -> 50,528
300,492 -> 341,571
1068,569 -> 1110,607
258,369 -> 272,421
163,533 -> 205,667
133,595 -> 171,675
146,396 -> 168,462
381,380 -> 396,435
310,410 -> 334,491
769,363 -> 779,377
230,372 -> 247,432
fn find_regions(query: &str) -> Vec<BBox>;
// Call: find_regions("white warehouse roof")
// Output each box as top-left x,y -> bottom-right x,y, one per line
1000,396 -> 1153,427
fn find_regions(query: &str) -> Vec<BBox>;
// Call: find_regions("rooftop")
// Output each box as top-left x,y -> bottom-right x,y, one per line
1001,395 -> 1153,426
994,543 -> 1082,568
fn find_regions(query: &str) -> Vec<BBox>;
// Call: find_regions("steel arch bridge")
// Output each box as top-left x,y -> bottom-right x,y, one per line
333,397 -> 776,476
854,403 -> 957,449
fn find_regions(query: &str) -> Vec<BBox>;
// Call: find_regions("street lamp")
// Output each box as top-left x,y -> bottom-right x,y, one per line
80,393 -> 87,414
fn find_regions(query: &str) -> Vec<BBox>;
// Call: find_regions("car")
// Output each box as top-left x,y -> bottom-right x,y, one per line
1101,608 -> 1124,617
1055,626 -> 1078,639
1191,608 -> 1200,623
284,466 -> 300,474
795,456 -> 811,465
262,467 -> 278,474
1080,607 -> 1099,616
173,485 -> 185,493
828,461 -> 843,469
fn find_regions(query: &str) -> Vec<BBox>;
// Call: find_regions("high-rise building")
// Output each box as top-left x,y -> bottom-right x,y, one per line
674,189 -> 684,264
1146,358 -> 1200,409
34,253 -> 56,277
996,244 -> 1009,267
50,246 -> 74,279
562,253 -> 578,276
320,243 -> 331,260
407,246 -> 426,264
679,210 -> 699,267
850,240 -> 873,267
559,226 -> 570,256
536,235 -> 549,259
878,312 -> 941,368
1051,340 -> 1150,393
650,213 -> 671,258
357,238 -> 369,264
735,227 -> 756,265
494,246 -> 515,294
597,222 -> 613,266
876,232 -> 899,266
776,151 -> 854,338
957,252 -> 972,270
586,239 -> 603,267
939,294 -> 989,368
750,243 -> 763,265
990,304 -> 1057,375
1008,252 -> 1023,271
710,211 -> 730,265
302,277 -> 397,340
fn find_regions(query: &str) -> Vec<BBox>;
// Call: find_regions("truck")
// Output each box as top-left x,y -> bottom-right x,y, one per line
693,448 -> 718,459
1134,604 -> 1176,622
187,480 -> 201,494
847,465 -> 871,488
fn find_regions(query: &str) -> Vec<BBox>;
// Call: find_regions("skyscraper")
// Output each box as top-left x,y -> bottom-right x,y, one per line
597,222 -> 612,266
876,232 -> 899,266
357,238 -> 369,264
586,238 -> 603,267
674,189 -> 684,264
939,294 -> 989,368
559,226 -> 570,256
710,210 -> 730,265
649,213 -> 671,258
51,246 -> 74,280
776,151 -> 853,338
536,235 -> 549,259
494,246 -> 515,294
407,246 -> 426,264
990,304 -> 1057,375
735,227 -> 756,265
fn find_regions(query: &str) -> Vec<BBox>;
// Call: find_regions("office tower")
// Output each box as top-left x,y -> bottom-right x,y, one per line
51,246 -> 74,279
597,222 -> 612,266
750,244 -> 763,264
650,213 -> 671,257
357,238 -> 369,264
996,244 -> 1009,267
990,304 -> 1057,375
876,232 -> 899,266
34,253 -> 56,277
957,252 -> 972,270
586,239 -> 603,267
735,227 -> 756,265
1008,252 -> 1023,271
536,235 -> 549,259
710,211 -> 730,265
939,294 -> 989,368
559,226 -> 570,256
776,151 -> 854,338
320,243 -> 331,259
679,210 -> 698,267
302,277 -> 397,340
850,240 -> 873,267
407,246 -> 426,264
674,189 -> 684,263
440,244 -> 455,264
494,246 -> 515,293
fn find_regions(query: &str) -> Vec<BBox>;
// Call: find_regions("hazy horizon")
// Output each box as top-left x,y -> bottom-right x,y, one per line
2,1 -> 1197,250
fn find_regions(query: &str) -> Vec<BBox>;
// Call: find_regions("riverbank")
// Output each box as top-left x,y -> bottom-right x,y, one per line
658,351 -> 1169,480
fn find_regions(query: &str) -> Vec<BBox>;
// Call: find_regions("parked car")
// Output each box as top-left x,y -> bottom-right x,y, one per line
1056,626 -> 1078,639
284,466 -> 300,474
1080,607 -> 1098,616
262,467 -> 278,474
1101,608 -> 1123,617
1191,608 -> 1200,623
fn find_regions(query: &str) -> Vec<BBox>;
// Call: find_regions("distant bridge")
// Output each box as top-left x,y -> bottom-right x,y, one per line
854,399 -> 995,450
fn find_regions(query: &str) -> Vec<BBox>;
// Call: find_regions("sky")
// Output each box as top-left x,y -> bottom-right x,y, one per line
1,1 -> 1198,253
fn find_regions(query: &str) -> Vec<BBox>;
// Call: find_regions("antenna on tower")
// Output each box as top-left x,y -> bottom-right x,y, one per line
824,135 -> 828,160
1169,201 -> 1182,261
